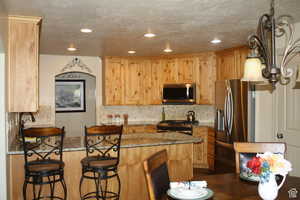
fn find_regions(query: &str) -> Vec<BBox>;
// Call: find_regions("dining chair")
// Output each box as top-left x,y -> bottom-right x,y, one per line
233,142 -> 286,174
143,149 -> 170,200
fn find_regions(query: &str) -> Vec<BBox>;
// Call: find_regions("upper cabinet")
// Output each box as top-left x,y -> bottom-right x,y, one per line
216,46 -> 249,81
196,53 -> 216,105
124,59 -> 145,105
103,57 -> 125,105
177,57 -> 197,83
7,16 -> 42,112
103,53 -> 216,106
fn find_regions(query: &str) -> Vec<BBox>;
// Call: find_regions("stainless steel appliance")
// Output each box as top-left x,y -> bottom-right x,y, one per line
214,79 -> 255,173
162,83 -> 196,105
156,120 -> 199,135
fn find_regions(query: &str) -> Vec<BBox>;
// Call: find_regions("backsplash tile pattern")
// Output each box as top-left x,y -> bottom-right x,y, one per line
99,105 -> 214,123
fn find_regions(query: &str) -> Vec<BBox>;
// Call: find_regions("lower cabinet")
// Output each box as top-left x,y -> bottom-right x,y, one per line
192,126 -> 215,170
123,124 -> 157,134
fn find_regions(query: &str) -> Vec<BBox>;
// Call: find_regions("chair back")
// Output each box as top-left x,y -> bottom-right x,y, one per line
143,150 -> 170,200
84,125 -> 123,164
234,142 -> 286,173
21,127 -> 65,168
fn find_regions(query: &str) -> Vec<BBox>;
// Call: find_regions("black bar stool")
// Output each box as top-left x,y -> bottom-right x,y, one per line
21,127 -> 67,200
80,125 -> 123,200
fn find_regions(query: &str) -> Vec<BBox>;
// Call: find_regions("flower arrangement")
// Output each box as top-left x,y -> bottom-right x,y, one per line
247,152 -> 292,183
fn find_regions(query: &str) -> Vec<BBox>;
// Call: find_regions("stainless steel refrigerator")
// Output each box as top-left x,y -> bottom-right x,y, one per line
214,79 -> 255,173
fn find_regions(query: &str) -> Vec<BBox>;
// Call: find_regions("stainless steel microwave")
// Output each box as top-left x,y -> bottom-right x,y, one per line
162,83 -> 196,104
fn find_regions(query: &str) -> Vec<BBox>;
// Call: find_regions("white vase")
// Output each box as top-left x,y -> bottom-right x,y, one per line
258,173 -> 286,200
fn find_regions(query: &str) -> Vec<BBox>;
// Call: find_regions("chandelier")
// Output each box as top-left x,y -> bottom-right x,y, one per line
242,0 -> 300,88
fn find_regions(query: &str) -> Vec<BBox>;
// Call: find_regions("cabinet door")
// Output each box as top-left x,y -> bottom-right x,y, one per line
216,50 -> 236,81
124,59 -> 144,105
234,47 -> 249,79
161,58 -> 178,84
196,53 -> 216,105
103,58 -> 125,105
7,16 -> 41,112
144,59 -> 162,105
177,57 -> 196,83
193,126 -> 207,168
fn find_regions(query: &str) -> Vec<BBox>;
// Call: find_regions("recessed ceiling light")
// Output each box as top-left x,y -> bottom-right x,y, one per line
164,48 -> 173,53
80,28 -> 93,33
144,33 -> 156,38
67,47 -> 77,51
211,39 -> 222,44
128,50 -> 136,54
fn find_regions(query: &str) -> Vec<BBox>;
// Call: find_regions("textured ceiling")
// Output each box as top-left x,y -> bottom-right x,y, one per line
2,0 -> 300,56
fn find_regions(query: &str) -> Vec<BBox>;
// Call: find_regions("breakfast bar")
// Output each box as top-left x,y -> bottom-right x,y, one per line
9,132 -> 201,200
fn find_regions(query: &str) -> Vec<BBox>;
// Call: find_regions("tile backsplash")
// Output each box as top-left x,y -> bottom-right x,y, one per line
99,105 -> 214,123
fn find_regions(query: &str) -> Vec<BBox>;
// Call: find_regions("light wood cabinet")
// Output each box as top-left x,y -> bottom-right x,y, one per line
124,124 -> 157,134
196,53 -> 216,105
124,59 -> 144,105
177,57 -> 197,83
143,59 -> 162,105
103,53 -> 216,106
161,58 -> 178,83
7,16 -> 42,112
216,46 -> 249,81
193,126 -> 215,170
103,57 -> 125,105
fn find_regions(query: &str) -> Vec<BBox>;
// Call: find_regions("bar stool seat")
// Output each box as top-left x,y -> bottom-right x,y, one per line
81,156 -> 118,169
27,160 -> 65,173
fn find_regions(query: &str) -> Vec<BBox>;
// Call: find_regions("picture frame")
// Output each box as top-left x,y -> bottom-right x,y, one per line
55,80 -> 86,112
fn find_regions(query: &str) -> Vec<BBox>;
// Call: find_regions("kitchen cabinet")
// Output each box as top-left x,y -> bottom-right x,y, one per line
103,57 -> 125,105
143,59 -> 162,105
124,59 -> 144,105
177,57 -> 197,83
216,46 -> 249,81
103,53 -> 216,106
193,126 -> 215,170
7,16 -> 42,112
196,52 -> 216,105
161,58 -> 178,83
124,124 -> 157,134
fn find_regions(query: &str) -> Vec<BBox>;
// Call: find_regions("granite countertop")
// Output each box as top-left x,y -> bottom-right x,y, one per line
8,132 -> 202,155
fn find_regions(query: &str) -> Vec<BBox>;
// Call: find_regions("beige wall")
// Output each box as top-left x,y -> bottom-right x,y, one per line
55,72 -> 96,136
30,54 -> 102,127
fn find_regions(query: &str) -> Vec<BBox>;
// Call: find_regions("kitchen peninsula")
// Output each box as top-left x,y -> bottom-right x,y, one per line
9,131 -> 201,200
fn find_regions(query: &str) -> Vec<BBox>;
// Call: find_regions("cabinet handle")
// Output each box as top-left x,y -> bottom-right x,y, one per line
277,133 -> 284,139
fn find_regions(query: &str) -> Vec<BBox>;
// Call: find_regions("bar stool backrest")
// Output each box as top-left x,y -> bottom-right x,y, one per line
21,127 -> 65,168
84,125 -> 123,164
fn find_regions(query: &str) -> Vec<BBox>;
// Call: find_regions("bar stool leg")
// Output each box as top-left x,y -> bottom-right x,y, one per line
61,177 -> 67,200
23,180 -> 28,200
116,173 -> 121,200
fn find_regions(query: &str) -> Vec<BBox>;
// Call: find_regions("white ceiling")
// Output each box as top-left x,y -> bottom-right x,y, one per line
2,0 -> 300,57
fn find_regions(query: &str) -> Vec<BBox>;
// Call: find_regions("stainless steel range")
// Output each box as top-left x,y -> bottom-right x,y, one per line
156,120 -> 199,135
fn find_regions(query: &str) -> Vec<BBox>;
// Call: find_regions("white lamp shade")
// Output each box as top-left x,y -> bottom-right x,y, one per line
242,57 -> 265,82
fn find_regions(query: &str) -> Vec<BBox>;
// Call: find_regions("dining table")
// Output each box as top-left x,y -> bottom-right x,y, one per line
167,173 -> 300,200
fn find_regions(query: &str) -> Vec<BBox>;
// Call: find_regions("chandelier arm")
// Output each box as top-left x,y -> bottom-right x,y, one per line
248,34 -> 270,69
257,14 -> 272,63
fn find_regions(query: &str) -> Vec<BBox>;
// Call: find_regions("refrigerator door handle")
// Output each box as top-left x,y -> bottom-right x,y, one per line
227,86 -> 234,136
224,90 -> 228,134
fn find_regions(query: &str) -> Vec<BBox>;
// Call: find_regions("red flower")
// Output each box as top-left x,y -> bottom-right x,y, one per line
247,157 -> 262,175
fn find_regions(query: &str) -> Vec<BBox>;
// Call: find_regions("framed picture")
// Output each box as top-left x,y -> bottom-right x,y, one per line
55,80 -> 86,112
